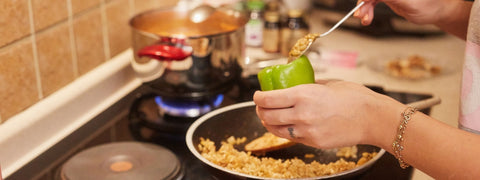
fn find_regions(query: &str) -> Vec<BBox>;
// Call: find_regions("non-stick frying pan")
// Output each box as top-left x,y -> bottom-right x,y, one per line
186,101 -> 385,180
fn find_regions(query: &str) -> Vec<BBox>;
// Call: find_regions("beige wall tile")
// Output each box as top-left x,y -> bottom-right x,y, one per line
105,0 -> 132,58
32,0 -> 68,31
73,8 -> 106,75
0,40 -> 38,121
36,23 -> 75,96
0,0 -> 30,47
158,0 -> 179,7
134,0 -> 156,14
134,0 -> 178,14
71,0 -> 101,14
0,0 -> 186,121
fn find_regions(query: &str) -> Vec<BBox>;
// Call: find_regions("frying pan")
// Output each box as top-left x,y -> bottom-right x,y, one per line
186,101 -> 385,179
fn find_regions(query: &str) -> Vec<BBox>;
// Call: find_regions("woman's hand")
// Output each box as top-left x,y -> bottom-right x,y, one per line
253,80 -> 406,149
354,0 -> 446,26
354,0 -> 472,39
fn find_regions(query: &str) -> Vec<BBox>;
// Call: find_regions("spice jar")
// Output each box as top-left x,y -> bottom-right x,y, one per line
245,0 -> 265,47
280,9 -> 309,56
262,11 -> 281,53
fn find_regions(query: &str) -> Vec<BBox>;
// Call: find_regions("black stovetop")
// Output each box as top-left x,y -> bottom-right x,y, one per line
126,76 -> 431,180
8,76 -> 430,180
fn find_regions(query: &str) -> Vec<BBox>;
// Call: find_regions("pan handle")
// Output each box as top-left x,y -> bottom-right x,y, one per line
406,96 -> 441,110
137,44 -> 193,61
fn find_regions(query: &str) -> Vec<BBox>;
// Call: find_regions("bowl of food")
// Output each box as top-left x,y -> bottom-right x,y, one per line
186,101 -> 385,179
365,53 -> 455,80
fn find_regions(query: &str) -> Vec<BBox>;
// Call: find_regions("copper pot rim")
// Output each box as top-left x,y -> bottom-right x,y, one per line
129,6 -> 248,39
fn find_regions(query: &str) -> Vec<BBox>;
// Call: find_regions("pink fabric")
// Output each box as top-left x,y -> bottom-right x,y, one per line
466,40 -> 480,58
459,40 -> 480,132
461,66 -> 472,100
459,0 -> 480,133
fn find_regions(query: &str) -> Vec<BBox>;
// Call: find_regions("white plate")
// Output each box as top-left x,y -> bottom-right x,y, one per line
364,53 -> 458,80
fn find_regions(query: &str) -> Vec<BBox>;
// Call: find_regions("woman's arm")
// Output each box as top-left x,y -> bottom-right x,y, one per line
254,81 -> 480,179
354,0 -> 473,39
392,112 -> 480,179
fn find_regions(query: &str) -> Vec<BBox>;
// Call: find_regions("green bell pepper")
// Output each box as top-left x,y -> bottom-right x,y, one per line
257,55 -> 315,91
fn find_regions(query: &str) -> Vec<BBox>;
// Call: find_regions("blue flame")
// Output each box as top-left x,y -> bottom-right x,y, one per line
154,94 -> 224,117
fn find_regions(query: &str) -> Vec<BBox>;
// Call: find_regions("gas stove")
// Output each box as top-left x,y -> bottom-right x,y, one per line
7,76 -> 430,180
125,76 -> 260,179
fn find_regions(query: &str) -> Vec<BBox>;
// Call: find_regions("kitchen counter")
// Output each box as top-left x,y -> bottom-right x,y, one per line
248,9 -> 465,180
2,7 -> 464,179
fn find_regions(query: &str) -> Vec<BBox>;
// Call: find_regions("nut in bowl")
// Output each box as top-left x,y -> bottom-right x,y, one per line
386,54 -> 441,79
366,53 -> 454,80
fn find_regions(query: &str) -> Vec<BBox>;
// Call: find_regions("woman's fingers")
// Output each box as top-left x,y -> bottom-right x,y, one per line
354,0 -> 377,26
361,2 -> 376,25
254,84 -> 328,109
253,89 -> 296,109
354,1 -> 369,18
263,124 -> 303,140
256,106 -> 298,125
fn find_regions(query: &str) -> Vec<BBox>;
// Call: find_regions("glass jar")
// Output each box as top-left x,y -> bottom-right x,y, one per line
245,0 -> 265,47
280,9 -> 309,56
262,11 -> 281,53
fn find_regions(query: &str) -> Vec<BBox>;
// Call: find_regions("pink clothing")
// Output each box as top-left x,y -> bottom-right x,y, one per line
459,0 -> 480,134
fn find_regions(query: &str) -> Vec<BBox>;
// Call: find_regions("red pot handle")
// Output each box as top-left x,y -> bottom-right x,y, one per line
137,44 -> 192,61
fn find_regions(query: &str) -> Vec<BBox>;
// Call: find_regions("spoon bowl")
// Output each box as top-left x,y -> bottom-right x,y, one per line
288,1 -> 365,62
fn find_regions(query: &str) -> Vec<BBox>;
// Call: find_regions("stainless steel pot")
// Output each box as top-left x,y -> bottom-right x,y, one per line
129,5 -> 248,100
186,101 -> 385,179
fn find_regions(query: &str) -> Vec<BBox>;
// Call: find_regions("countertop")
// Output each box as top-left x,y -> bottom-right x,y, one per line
248,9 -> 465,180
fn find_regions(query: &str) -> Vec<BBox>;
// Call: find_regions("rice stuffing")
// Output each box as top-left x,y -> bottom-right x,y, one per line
198,136 -> 377,179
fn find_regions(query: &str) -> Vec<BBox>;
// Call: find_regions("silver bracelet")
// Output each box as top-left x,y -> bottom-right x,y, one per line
392,106 -> 417,169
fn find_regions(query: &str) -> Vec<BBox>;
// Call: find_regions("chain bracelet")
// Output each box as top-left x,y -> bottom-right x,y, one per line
392,106 -> 417,169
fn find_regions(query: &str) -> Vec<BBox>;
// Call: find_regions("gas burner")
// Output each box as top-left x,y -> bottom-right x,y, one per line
128,92 -> 228,146
127,78 -> 259,145
155,94 -> 224,118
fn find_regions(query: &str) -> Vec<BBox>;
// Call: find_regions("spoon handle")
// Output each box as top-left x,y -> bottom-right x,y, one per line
320,1 -> 365,37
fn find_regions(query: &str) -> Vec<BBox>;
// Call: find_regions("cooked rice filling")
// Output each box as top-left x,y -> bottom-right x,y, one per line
198,136 -> 377,178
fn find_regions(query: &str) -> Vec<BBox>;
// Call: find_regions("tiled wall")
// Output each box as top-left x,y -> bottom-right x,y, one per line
0,0 -> 179,123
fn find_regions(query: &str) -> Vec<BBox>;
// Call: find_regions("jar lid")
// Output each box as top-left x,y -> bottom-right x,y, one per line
266,0 -> 280,11
287,9 -> 304,18
247,0 -> 265,11
264,11 -> 280,22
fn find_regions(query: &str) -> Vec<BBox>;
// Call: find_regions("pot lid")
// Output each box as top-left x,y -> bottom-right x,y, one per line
130,7 -> 248,38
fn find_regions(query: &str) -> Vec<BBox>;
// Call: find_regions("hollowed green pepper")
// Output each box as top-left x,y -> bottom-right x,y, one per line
257,55 -> 315,91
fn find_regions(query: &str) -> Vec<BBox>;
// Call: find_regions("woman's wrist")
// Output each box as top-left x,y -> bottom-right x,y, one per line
363,94 -> 407,152
392,106 -> 418,168
434,0 -> 472,39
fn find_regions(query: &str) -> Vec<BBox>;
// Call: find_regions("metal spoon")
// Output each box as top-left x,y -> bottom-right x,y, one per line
189,4 -> 216,23
288,1 -> 365,62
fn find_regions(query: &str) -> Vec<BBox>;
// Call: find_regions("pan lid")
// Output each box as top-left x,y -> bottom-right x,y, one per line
130,6 -> 248,38
60,142 -> 182,180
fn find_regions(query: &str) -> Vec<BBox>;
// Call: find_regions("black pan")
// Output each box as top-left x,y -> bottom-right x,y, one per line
186,101 -> 385,180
